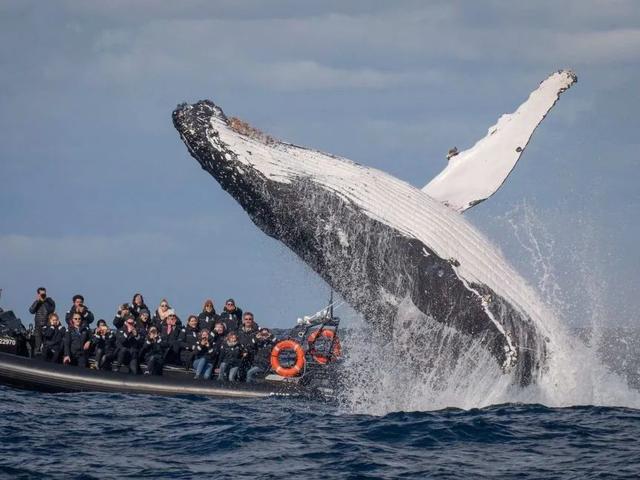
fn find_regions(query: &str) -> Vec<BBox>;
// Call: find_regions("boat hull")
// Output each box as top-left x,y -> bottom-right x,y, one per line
0,353 -> 305,399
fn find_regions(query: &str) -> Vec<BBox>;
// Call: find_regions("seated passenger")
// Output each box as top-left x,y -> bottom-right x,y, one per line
160,310 -> 181,364
217,333 -> 246,382
41,312 -> 65,363
113,303 -> 132,330
198,299 -> 219,331
135,309 -> 152,338
152,298 -> 172,329
178,315 -> 200,369
114,316 -> 142,374
246,328 -> 277,383
237,312 -> 259,351
130,293 -> 149,320
63,313 -> 91,367
192,329 -> 215,380
92,319 -> 116,370
139,327 -> 165,375
237,312 -> 259,379
64,294 -> 95,329
210,322 -> 227,370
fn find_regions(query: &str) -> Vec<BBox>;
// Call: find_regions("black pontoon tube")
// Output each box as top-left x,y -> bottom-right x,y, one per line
0,353 -> 304,399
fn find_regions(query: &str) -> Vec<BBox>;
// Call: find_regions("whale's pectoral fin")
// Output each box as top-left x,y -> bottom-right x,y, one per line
422,70 -> 577,213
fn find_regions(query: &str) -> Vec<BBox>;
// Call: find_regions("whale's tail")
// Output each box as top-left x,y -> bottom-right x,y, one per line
423,70 -> 577,212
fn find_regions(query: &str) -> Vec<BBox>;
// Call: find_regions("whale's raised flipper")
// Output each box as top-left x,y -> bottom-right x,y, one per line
423,70 -> 577,212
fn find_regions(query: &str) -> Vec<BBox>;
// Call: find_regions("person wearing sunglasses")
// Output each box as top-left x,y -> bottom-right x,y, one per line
219,298 -> 243,333
63,313 -> 91,367
152,299 -> 172,329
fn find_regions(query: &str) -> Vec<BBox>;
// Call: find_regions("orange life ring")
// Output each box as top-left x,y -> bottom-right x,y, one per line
270,339 -> 305,377
307,329 -> 342,365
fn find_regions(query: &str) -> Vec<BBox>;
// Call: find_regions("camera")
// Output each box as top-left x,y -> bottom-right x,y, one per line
39,292 -> 46,300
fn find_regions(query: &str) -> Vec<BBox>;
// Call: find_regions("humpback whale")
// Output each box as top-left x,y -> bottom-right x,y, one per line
172,70 -> 577,386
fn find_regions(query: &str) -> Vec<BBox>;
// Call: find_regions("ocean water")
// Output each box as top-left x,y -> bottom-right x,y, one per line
0,385 -> 639,479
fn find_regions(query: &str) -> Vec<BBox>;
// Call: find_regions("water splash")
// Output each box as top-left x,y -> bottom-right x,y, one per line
338,203 -> 640,414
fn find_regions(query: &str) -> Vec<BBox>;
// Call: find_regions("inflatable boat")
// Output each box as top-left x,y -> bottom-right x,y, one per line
0,304 -> 341,400
0,351 -> 308,398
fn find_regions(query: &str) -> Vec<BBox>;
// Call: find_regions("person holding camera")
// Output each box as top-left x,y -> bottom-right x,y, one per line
139,326 -> 166,375
113,303 -> 132,330
28,287 -> 56,353
64,294 -> 95,329
114,316 -> 142,374
192,329 -> 215,380
92,319 -> 116,370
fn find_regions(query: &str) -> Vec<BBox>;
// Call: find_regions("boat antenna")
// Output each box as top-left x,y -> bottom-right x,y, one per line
329,289 -> 334,319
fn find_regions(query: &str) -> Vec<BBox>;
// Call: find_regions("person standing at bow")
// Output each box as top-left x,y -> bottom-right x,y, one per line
29,287 -> 56,354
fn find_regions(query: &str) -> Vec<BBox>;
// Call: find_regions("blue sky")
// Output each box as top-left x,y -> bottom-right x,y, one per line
1,1 -> 638,328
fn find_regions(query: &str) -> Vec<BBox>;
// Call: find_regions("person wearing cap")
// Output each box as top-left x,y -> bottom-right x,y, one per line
219,298 -> 243,333
64,294 -> 95,329
198,299 -> 219,331
246,328 -> 277,383
114,315 -> 142,374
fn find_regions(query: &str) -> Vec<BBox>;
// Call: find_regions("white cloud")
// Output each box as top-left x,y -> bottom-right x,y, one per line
0,233 -> 176,266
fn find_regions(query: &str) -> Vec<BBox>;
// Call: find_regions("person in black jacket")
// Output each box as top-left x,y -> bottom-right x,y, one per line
91,319 -> 116,370
197,299 -> 219,331
41,312 -> 65,363
135,309 -> 152,339
192,329 -> 215,379
217,333 -> 246,381
160,310 -> 181,364
152,299 -> 172,330
178,315 -> 200,368
236,312 -> 259,379
114,316 -> 142,374
112,303 -> 132,330
219,298 -> 243,333
64,294 -> 95,329
139,327 -> 165,375
246,328 -> 277,383
208,322 -> 227,371
29,287 -> 56,353
63,313 -> 91,367
130,293 -> 149,320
